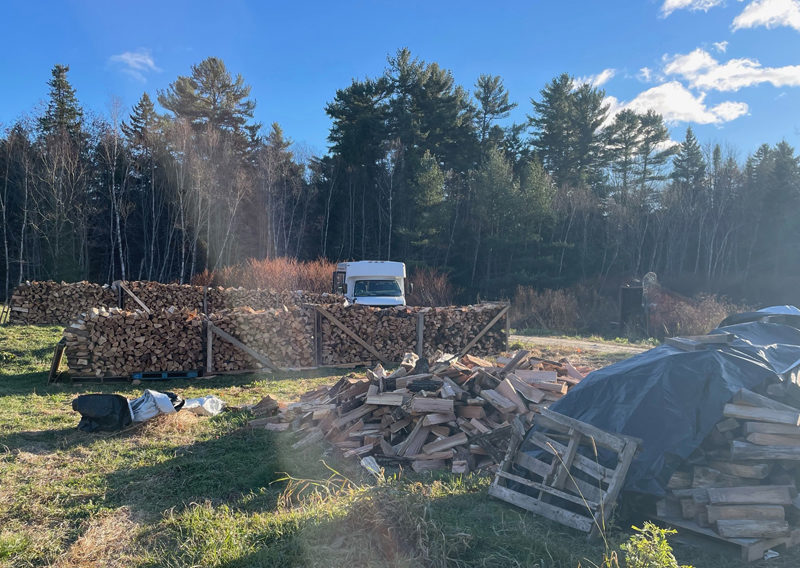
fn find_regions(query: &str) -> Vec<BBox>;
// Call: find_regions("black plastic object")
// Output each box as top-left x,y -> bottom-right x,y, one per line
71,394 -> 132,432
522,320 -> 800,496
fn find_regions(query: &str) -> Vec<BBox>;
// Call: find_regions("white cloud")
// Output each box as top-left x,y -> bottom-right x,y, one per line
638,67 -> 656,82
109,49 -> 161,82
661,0 -> 725,17
577,68 -> 616,87
664,48 -> 800,91
712,40 -> 729,52
733,0 -> 800,31
607,81 -> 748,124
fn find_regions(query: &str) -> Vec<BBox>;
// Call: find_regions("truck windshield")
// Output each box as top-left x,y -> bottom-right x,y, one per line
353,279 -> 402,297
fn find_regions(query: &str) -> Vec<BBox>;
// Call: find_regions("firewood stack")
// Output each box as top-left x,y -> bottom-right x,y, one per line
319,304 -> 418,364
657,386 -> 800,545
9,281 -> 116,324
250,350 -> 586,474
212,287 -> 343,312
208,306 -> 316,370
319,303 -> 508,365
421,304 -> 507,357
127,281 -> 206,313
62,307 -> 204,377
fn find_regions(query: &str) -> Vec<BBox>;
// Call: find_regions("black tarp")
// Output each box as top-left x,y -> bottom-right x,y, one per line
72,394 -> 132,432
521,320 -> 800,496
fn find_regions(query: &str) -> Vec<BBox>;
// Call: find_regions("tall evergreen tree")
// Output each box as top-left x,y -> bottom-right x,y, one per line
38,64 -> 83,137
473,74 -> 516,148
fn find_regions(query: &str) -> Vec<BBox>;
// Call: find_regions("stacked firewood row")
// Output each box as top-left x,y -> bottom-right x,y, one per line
208,306 -> 316,371
9,280 -> 345,325
659,386 -> 800,542
319,303 -> 507,365
63,307 -> 204,377
421,304 -> 507,357
249,350 -> 586,474
9,281 -> 116,324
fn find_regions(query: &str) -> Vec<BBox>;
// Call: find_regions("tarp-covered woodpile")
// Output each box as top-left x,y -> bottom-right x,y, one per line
251,351 -> 588,474
504,307 -> 800,560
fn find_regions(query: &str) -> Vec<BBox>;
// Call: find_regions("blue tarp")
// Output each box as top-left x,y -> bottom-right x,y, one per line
522,313 -> 800,496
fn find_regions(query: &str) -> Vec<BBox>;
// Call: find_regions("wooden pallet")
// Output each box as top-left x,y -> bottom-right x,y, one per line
489,408 -> 641,538
131,370 -> 199,380
656,515 -> 800,562
48,338 -> 67,383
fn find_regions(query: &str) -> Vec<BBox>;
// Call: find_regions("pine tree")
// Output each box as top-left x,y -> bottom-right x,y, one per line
38,64 -> 83,137
158,57 -> 256,140
473,74 -> 516,148
671,127 -> 706,189
122,93 -> 158,150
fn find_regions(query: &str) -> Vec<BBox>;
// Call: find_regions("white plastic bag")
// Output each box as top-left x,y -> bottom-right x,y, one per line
129,389 -> 179,422
183,395 -> 225,417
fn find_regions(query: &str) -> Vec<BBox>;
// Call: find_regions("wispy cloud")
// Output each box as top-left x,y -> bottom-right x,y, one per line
576,68 -> 616,88
109,49 -> 161,82
733,0 -> 800,31
661,0 -> 725,17
664,47 -> 800,91
605,82 -> 748,125
712,40 -> 729,52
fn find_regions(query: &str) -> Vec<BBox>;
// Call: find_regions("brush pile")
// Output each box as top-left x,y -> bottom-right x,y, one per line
63,307 -> 204,377
208,306 -> 316,370
250,350 -> 587,474
658,385 -> 800,545
10,281 -> 116,324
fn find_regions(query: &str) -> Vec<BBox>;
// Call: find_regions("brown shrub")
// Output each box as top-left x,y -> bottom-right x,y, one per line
192,257 -> 336,292
647,290 -> 746,338
511,286 -> 581,333
406,267 -> 455,307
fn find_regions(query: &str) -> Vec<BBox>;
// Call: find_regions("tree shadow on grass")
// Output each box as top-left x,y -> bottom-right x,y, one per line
102,418 -> 337,518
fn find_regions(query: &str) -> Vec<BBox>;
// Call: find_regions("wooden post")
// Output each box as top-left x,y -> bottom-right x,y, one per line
314,308 -> 323,367
505,302 -> 510,352
416,311 -> 425,358
205,320 -> 213,374
203,286 -> 208,315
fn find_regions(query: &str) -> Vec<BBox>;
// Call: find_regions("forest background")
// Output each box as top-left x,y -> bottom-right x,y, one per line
1,51 -> 797,330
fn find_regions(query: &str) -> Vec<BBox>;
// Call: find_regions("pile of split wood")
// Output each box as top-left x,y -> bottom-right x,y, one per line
63,307 -> 204,377
10,281 -> 116,324
208,306 -> 316,371
249,350 -> 586,474
319,303 -> 507,365
658,386 -> 800,546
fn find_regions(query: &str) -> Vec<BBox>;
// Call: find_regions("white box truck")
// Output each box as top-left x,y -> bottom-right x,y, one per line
332,261 -> 409,306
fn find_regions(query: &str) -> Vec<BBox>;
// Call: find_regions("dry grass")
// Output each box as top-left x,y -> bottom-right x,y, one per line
55,508 -> 141,568
193,257 -> 336,292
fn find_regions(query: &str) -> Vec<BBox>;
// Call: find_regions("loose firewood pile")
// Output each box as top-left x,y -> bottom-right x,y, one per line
10,281 -> 116,324
213,288 -> 342,312
208,306 -> 316,371
319,303 -> 507,365
63,307 -> 204,377
249,350 -> 586,474
657,385 -> 800,557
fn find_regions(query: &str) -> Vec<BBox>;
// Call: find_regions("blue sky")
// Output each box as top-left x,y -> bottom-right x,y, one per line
2,0 -> 799,158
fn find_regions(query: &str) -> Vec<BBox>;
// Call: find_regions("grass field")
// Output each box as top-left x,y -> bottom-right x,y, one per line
0,325 -> 795,567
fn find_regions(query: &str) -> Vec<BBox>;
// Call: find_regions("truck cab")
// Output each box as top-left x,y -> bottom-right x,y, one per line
332,261 -> 408,306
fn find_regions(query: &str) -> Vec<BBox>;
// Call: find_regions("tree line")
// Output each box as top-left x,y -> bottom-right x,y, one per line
1,50 -> 798,304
